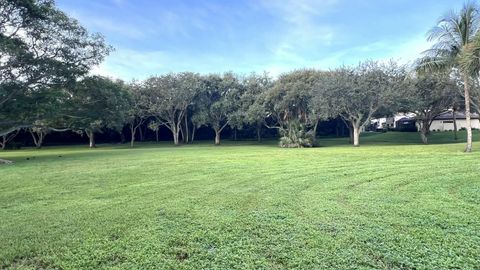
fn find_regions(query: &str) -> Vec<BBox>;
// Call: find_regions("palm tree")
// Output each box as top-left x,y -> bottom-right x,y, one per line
418,2 -> 480,152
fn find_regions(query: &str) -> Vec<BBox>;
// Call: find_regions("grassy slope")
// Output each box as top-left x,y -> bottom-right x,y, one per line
1,132 -> 479,269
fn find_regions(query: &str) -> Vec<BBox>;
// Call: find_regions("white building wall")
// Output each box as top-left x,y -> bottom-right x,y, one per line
430,119 -> 480,131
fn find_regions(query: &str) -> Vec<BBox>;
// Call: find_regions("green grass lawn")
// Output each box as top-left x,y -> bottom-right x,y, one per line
1,131 -> 480,269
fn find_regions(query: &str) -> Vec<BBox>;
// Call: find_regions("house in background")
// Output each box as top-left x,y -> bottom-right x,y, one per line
371,111 -> 480,132
395,116 -> 417,132
429,111 -> 480,131
371,113 -> 416,131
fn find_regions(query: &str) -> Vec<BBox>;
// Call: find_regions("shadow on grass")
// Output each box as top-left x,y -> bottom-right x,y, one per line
1,131 -> 478,165
318,130 -> 480,147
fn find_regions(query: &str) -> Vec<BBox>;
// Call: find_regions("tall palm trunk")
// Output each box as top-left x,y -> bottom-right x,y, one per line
463,74 -> 473,152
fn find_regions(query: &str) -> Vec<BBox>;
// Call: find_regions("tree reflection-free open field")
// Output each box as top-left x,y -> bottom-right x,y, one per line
1,132 -> 479,269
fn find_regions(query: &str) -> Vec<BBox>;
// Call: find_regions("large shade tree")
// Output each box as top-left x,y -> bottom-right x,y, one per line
143,72 -> 202,145
194,73 -> 244,145
261,69 -> 323,147
25,86 -> 70,148
68,76 -> 130,148
402,73 -> 456,144
235,72 -> 272,142
0,0 -> 110,161
322,61 -> 405,147
418,2 -> 480,152
124,82 -> 149,147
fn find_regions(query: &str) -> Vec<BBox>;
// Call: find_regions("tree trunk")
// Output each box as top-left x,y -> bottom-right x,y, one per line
139,125 -> 144,142
30,130 -> 44,149
256,124 -> 262,142
420,130 -> 428,144
1,131 -> 19,150
233,128 -> 237,141
463,74 -> 473,152
418,119 -> 430,144
214,130 -> 221,145
155,129 -> 159,142
173,133 -> 179,145
1,136 -> 6,150
179,125 -> 184,143
30,131 -> 36,147
452,108 -> 458,141
313,120 -> 319,139
184,114 -> 189,143
37,133 -> 44,148
191,127 -> 196,143
130,124 -> 136,147
87,131 -> 96,148
172,126 -> 180,145
352,124 -> 360,147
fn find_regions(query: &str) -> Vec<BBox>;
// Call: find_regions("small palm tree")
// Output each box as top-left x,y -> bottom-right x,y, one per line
418,2 -> 480,152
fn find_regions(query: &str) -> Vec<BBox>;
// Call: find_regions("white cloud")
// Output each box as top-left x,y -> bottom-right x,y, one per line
87,17 -> 148,39
91,49 -> 169,80
82,0 -> 434,80
90,47 -> 235,80
309,34 -> 433,70
258,0 -> 339,22
255,0 -> 339,65
388,35 -> 431,64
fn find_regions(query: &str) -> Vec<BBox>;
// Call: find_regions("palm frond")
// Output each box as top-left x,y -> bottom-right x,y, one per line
459,32 -> 480,75
416,56 -> 454,73
421,1 -> 480,74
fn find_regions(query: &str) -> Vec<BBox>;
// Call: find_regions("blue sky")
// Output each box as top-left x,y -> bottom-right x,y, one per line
57,0 -> 463,80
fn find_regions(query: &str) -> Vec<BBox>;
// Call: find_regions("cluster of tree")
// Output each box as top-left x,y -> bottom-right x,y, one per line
2,0 -> 480,160
123,65 -> 405,148
1,61 -> 464,149
0,0 -> 110,162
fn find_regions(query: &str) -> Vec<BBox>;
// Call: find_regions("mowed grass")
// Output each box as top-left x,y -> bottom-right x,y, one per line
1,132 -> 480,269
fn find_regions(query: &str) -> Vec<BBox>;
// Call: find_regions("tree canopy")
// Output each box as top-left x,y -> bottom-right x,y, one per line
0,0 -> 110,137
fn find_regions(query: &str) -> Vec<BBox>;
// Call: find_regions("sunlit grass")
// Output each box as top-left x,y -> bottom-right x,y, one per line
1,131 -> 479,269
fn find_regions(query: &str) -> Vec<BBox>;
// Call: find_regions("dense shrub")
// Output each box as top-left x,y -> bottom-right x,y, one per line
278,120 -> 315,148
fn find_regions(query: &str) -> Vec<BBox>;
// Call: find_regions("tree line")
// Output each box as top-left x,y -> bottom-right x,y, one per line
2,0 -> 480,162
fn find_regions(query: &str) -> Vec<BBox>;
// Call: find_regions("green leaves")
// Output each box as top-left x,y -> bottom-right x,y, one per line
419,2 -> 480,75
68,76 -> 130,134
0,0 -> 111,141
